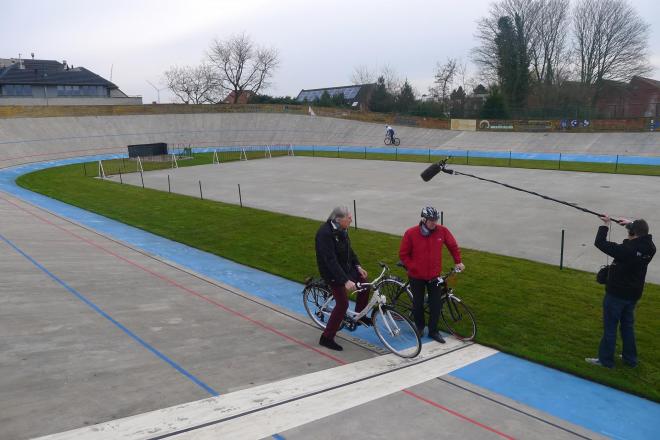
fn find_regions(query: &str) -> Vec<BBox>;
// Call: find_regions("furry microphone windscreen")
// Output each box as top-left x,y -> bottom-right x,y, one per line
421,163 -> 441,182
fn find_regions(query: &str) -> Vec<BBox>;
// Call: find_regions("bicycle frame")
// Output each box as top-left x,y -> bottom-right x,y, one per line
316,265 -> 398,332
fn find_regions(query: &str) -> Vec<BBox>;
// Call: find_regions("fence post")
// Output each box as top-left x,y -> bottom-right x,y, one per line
118,168 -> 123,184
140,171 -> 144,188
364,147 -> 367,160
509,150 -> 512,167
122,157 -> 126,170
395,147 -> 398,161
167,175 -> 171,193
353,199 -> 358,230
238,184 -> 243,207
199,180 -> 203,200
83,162 -> 87,176
466,150 -> 470,165
558,153 -> 562,170
428,148 -> 431,163
615,154 -> 619,173
313,146 -> 315,157
560,229 -> 565,269
441,211 -> 444,226
337,146 -> 340,158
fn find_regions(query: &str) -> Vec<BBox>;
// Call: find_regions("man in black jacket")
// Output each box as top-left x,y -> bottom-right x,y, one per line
315,206 -> 369,351
587,216 -> 655,368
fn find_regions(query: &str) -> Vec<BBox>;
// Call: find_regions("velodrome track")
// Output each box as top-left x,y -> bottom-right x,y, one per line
2,113 -> 660,170
1,114 -> 659,439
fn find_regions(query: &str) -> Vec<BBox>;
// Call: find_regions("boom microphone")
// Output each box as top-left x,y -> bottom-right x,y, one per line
421,163 -> 441,182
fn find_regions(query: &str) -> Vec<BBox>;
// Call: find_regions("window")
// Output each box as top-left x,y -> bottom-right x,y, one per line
1,84 -> 32,96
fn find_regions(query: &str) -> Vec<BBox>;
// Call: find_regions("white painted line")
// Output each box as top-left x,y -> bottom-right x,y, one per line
35,342 -> 497,440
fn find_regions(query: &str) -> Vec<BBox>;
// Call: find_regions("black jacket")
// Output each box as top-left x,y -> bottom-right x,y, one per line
315,220 -> 361,285
595,226 -> 656,301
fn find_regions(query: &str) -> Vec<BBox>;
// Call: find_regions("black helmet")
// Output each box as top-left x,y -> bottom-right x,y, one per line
421,206 -> 439,221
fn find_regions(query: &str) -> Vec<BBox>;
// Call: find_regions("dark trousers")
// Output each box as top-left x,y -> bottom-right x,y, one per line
322,274 -> 369,340
598,294 -> 638,367
409,277 -> 442,334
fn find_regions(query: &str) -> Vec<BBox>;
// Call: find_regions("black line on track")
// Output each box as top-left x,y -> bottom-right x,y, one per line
437,377 -> 596,439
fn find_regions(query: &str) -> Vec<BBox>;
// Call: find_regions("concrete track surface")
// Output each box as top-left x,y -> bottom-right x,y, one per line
0,193 -> 606,440
1,113 -> 659,169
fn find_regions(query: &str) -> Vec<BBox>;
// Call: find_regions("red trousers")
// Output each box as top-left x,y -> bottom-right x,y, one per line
322,274 -> 369,339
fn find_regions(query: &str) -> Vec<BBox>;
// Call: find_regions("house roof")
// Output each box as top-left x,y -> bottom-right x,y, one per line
296,83 -> 374,102
0,58 -> 117,88
632,76 -> 660,90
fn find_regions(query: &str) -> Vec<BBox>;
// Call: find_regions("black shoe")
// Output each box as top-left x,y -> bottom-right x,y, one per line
428,332 -> 446,344
319,335 -> 343,351
357,316 -> 373,327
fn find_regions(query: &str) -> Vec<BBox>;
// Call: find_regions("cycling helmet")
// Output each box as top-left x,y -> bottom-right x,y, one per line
421,206 -> 439,221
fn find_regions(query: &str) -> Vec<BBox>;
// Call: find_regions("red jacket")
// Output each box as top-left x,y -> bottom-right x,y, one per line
399,224 -> 462,281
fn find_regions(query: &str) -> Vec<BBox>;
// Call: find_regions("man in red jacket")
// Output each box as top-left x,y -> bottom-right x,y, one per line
399,206 -> 465,343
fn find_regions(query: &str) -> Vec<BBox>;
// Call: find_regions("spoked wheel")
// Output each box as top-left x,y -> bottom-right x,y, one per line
303,285 -> 341,330
393,137 -> 400,146
384,137 -> 392,146
440,294 -> 477,341
372,305 -> 421,358
375,278 -> 413,319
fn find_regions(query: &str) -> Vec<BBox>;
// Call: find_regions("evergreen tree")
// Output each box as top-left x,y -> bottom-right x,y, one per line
369,76 -> 395,112
480,87 -> 510,119
495,13 -> 529,113
397,80 -> 416,113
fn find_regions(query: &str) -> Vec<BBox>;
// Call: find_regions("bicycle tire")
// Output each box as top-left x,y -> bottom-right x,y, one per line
375,278 -> 413,318
372,305 -> 421,358
440,294 -> 477,341
384,137 -> 392,146
303,284 -> 342,330
393,137 -> 400,146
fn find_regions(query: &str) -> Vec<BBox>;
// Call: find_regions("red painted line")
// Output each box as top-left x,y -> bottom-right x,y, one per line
403,389 -> 517,440
1,194 -> 515,439
0,195 -> 346,366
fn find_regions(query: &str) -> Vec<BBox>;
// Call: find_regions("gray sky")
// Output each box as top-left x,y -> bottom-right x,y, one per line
3,0 -> 659,103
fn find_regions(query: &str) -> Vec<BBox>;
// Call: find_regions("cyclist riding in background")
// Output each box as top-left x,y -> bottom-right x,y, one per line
399,206 -> 465,343
385,125 -> 395,144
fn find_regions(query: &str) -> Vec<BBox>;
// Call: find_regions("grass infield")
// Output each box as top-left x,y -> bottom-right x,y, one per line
17,154 -> 660,402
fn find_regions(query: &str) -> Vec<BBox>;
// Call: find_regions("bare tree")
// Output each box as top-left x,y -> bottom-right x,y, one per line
530,0 -> 570,83
380,65 -> 403,94
208,33 -> 280,103
430,58 -> 458,113
350,65 -> 376,85
573,0 -> 651,86
164,64 -> 221,104
472,0 -> 539,82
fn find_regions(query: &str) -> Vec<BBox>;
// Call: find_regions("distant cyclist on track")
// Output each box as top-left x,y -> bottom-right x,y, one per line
385,125 -> 395,144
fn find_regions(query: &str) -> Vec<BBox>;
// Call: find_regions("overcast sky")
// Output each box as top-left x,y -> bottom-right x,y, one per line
3,0 -> 659,103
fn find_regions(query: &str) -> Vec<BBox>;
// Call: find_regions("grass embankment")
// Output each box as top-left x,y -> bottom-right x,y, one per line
17,157 -> 660,402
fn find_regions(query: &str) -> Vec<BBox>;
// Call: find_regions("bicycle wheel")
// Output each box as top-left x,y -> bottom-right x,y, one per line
393,137 -> 400,146
372,305 -> 421,358
384,137 -> 391,145
303,284 -> 341,330
375,278 -> 413,318
440,294 -> 477,341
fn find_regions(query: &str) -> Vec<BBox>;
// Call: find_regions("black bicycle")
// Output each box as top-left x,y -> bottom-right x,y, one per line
374,262 -> 477,341
384,136 -> 400,146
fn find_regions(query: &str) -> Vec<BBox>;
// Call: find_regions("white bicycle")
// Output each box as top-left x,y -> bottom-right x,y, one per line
303,263 -> 422,358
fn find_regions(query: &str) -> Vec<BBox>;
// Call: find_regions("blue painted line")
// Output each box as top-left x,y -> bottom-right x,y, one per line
0,230 -> 219,397
2,153 -> 659,438
271,434 -> 286,440
452,353 -> 660,440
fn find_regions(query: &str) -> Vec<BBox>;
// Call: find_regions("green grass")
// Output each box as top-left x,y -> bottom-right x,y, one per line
17,159 -> 660,402
296,148 -> 660,176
